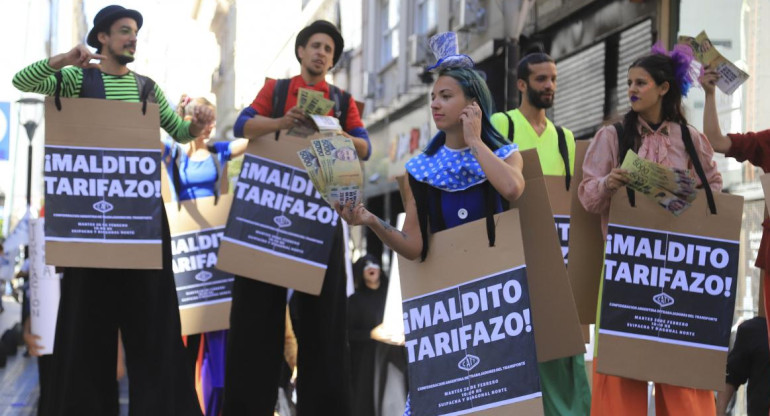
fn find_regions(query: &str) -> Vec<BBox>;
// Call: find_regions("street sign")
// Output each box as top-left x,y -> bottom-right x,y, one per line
0,101 -> 9,161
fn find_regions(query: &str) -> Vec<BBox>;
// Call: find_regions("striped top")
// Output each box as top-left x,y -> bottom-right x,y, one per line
12,59 -> 193,143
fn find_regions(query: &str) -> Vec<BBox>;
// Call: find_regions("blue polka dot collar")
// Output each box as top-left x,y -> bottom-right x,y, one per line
405,144 -> 518,192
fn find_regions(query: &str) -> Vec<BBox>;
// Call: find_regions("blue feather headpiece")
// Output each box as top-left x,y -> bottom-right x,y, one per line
426,32 -> 475,72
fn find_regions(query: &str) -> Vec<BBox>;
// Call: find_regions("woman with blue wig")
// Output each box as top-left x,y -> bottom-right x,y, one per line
335,32 -> 525,415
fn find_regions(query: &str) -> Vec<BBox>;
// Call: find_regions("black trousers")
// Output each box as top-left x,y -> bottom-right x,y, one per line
41,211 -> 201,416
223,226 -> 351,416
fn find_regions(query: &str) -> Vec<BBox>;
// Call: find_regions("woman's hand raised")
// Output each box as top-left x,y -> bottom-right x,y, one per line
459,101 -> 483,147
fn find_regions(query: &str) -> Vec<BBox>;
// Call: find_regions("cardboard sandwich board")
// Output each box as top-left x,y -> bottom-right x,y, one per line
566,140 -> 606,325
399,210 -> 543,416
510,149 -> 585,361
44,97 -> 163,269
166,195 -> 234,335
597,189 -> 743,390
216,130 -> 339,295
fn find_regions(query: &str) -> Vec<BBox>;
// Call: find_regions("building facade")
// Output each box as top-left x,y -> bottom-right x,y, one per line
340,0 -> 675,266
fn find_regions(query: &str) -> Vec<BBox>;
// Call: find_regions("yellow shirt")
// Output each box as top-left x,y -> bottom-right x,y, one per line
490,109 -> 575,176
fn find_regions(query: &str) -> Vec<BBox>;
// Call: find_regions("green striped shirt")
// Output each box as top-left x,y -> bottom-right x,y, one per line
12,59 -> 193,143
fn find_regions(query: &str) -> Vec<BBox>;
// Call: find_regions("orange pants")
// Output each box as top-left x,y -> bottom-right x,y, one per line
590,360 -> 715,416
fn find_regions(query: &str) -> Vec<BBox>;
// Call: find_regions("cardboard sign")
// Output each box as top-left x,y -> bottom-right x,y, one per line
510,150 -> 585,361
566,140 -> 605,324
29,218 -> 60,355
542,175 -> 571,264
43,97 -> 163,269
166,195 -> 233,335
597,189 -> 743,390
399,210 -> 543,416
217,131 -> 339,295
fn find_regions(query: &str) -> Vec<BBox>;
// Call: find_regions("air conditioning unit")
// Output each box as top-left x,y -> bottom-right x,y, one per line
408,33 -> 431,66
453,0 -> 486,32
363,71 -> 377,99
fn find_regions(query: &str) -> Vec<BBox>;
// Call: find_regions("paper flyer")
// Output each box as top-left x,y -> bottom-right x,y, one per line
678,31 -> 749,95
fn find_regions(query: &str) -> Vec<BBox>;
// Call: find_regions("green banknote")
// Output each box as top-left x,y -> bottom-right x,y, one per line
297,147 -> 327,199
620,150 -> 698,215
299,135 -> 363,206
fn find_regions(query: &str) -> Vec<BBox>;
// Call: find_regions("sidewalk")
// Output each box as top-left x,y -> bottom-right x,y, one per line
0,296 -> 38,415
0,296 -> 129,415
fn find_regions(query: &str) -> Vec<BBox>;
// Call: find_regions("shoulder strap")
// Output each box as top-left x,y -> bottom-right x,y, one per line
428,186 -> 445,232
54,71 -> 64,111
408,174 -> 431,262
170,144 -> 186,208
482,182 -> 497,248
503,112 -> 515,142
272,79 -> 291,141
555,125 -> 571,190
613,122 -> 635,206
132,73 -> 156,115
680,123 -> 717,214
207,143 -> 224,204
329,85 -> 350,132
79,68 -> 107,100
613,122 -> 626,163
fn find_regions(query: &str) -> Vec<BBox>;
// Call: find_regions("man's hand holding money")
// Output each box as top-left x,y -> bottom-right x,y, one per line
281,106 -> 314,130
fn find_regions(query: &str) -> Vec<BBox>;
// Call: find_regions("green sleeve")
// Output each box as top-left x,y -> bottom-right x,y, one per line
153,84 -> 194,143
490,112 -> 510,142
11,59 -> 82,97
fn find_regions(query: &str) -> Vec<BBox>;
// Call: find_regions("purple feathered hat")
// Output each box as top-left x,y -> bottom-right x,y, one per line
650,41 -> 700,97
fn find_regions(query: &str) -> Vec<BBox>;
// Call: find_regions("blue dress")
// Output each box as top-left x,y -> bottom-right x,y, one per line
162,138 -> 232,201
406,144 -> 516,231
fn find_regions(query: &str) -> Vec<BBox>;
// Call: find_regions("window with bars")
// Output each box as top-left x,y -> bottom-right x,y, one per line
550,19 -> 653,139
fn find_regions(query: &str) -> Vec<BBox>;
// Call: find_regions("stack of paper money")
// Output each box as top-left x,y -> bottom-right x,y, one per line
288,88 -> 341,137
620,150 -> 698,216
678,31 -> 749,95
297,135 -> 363,207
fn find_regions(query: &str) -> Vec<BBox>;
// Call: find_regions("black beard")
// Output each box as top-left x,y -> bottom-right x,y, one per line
115,54 -> 135,65
526,85 -> 554,109
108,45 -> 135,65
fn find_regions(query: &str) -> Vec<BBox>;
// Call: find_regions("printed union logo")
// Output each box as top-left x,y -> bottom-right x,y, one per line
653,292 -> 675,308
274,215 -> 292,228
92,200 -> 114,213
195,270 -> 213,282
457,354 -> 480,371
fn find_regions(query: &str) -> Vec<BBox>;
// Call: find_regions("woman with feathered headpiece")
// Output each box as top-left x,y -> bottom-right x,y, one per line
578,43 -> 722,415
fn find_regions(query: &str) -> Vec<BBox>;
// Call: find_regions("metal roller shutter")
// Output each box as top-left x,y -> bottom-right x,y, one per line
552,42 -> 606,138
616,19 -> 654,115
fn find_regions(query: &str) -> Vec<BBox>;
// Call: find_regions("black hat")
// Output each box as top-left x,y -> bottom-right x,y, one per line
87,5 -> 143,50
295,20 -> 344,67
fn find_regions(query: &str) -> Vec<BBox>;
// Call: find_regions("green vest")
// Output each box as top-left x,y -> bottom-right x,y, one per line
491,109 -> 575,177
